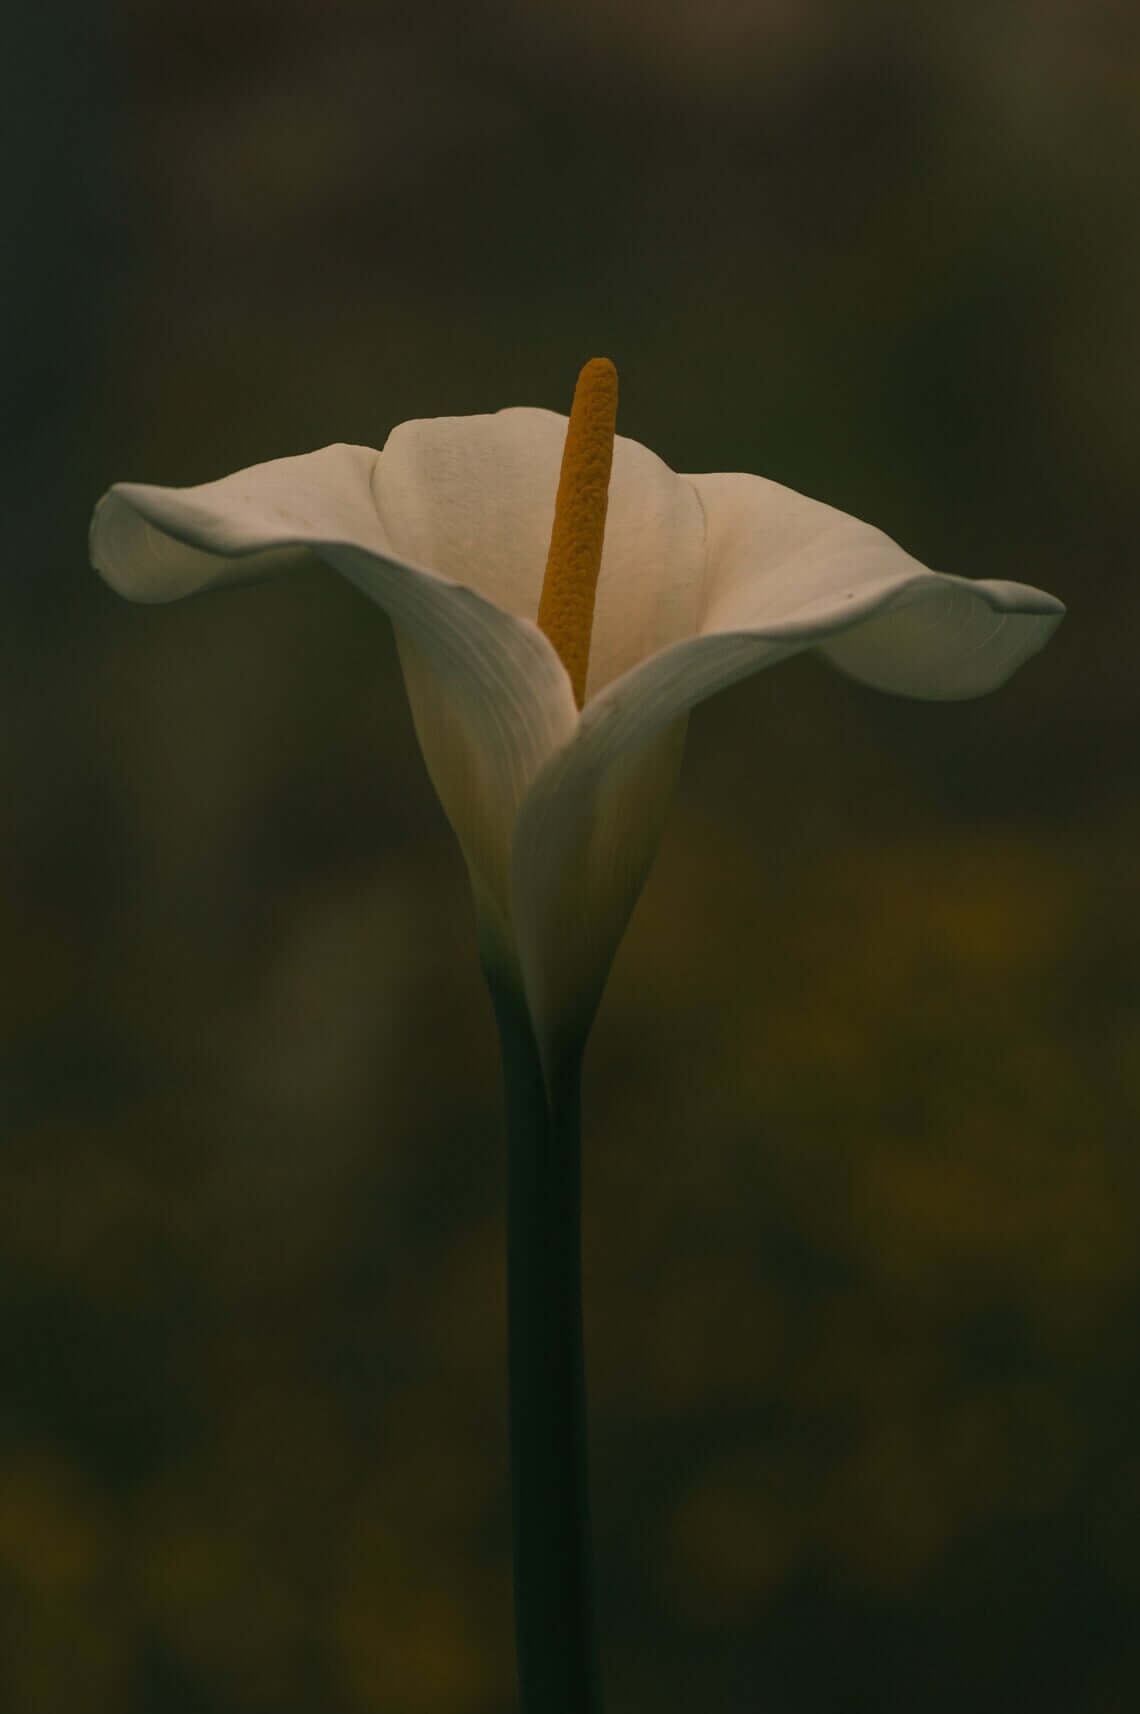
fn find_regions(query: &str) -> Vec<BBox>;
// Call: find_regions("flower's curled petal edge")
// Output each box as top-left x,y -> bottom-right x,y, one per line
817,575 -> 1064,699
686,469 -> 1064,700
89,444 -> 579,932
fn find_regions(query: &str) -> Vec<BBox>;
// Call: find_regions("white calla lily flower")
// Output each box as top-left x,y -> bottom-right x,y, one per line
90,363 -> 1063,1073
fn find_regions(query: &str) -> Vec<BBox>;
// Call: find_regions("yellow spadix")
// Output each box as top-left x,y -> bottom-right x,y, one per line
536,357 -> 618,707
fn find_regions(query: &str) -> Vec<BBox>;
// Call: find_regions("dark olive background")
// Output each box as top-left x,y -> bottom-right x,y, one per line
3,3 -> 1138,1711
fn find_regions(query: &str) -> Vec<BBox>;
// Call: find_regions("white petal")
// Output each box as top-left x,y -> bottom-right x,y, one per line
690,471 -> 1064,698
511,621 -> 802,1065
90,444 -> 578,938
378,409 -> 706,699
511,716 -> 690,1073
511,470 -> 1064,1059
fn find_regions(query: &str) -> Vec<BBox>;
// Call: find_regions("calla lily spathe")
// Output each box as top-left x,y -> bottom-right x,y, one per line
90,405 -> 1063,1069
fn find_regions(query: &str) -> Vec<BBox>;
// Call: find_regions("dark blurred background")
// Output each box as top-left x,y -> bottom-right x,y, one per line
3,1 -> 1138,1710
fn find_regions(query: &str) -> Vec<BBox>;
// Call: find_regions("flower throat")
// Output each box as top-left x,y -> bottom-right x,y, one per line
536,357 -> 618,708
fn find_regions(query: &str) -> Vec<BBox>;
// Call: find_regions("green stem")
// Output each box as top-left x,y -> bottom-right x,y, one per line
491,979 -> 603,1714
